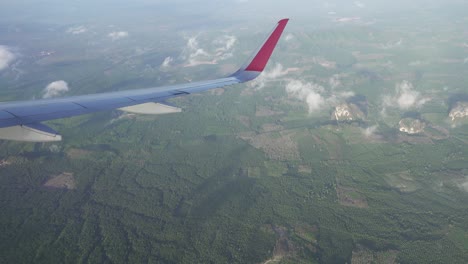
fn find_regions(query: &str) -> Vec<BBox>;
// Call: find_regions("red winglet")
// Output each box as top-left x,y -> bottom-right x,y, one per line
244,18 -> 289,72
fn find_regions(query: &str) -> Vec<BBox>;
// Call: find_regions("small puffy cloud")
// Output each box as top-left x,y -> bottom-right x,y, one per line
181,34 -> 237,67
249,63 -> 288,90
328,75 -> 341,89
306,91 -> 327,113
327,91 -> 355,106
108,31 -> 129,40
285,79 -> 354,114
397,90 -> 419,109
381,39 -> 404,49
181,36 -> 212,66
383,80 -> 429,110
0,46 -> 15,71
285,33 -> 294,41
43,80 -> 69,99
186,36 -> 201,52
215,35 -> 236,52
285,80 -> 326,113
335,17 -> 361,23
67,26 -> 87,35
408,60 -> 424,66
160,56 -> 173,68
214,35 -> 237,60
461,179 -> 468,192
362,125 -> 378,137
354,1 -> 366,8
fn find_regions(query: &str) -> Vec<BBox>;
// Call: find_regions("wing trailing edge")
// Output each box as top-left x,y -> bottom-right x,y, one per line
119,102 -> 182,115
0,123 -> 61,142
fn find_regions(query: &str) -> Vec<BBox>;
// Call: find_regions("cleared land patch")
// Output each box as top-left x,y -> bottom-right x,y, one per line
238,130 -> 300,160
351,245 -> 398,264
336,185 -> 369,208
43,172 -> 76,190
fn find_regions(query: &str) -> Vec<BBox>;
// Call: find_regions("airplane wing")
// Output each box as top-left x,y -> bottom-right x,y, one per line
0,19 -> 289,142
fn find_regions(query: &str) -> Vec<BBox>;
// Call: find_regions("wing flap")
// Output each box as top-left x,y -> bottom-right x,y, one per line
0,123 -> 61,142
119,102 -> 182,115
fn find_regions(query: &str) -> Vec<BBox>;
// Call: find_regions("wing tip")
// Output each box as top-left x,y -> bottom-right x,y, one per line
243,18 -> 289,73
231,18 -> 289,82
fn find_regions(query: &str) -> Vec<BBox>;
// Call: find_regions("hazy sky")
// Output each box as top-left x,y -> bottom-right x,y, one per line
1,0 -> 467,28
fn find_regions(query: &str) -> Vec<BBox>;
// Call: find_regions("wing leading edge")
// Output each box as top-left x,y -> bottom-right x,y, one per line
0,19 -> 289,142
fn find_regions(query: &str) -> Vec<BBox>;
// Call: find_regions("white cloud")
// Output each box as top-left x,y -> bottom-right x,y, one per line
108,31 -> 129,40
306,91 -> 327,113
43,80 -> 69,99
327,91 -> 355,106
329,75 -> 341,89
354,1 -> 366,8
215,35 -> 236,52
67,26 -> 87,35
461,179 -> 468,192
409,60 -> 423,66
285,80 -> 326,113
160,56 -> 173,68
249,63 -> 288,89
214,35 -> 237,60
285,79 -> 354,114
181,34 -> 237,67
362,125 -> 378,137
182,36 -> 211,66
396,81 -> 419,109
383,80 -> 430,110
381,39 -> 404,49
464,57 -> 468,64
285,33 -> 294,41
0,46 -> 15,71
187,37 -> 203,53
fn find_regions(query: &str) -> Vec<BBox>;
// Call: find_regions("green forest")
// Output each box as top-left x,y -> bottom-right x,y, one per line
1,1 -> 468,263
